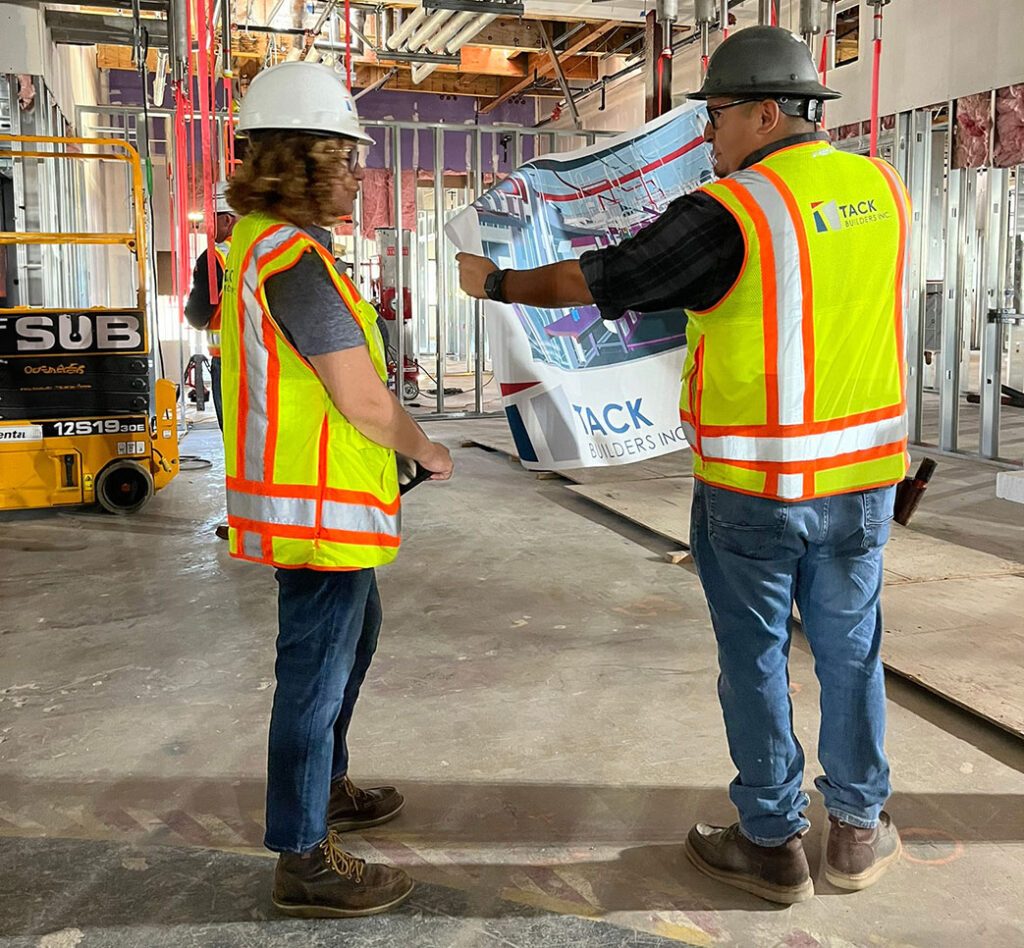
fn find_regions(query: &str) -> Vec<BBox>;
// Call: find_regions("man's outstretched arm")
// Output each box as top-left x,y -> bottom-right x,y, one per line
457,254 -> 593,309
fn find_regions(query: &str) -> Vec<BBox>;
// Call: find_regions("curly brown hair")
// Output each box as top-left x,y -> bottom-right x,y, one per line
226,131 -> 356,229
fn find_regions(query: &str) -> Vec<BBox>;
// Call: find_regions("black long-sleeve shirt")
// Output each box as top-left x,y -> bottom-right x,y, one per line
184,250 -> 224,331
579,131 -> 829,319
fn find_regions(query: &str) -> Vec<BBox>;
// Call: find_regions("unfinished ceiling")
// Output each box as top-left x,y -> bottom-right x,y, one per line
73,0 -> 694,105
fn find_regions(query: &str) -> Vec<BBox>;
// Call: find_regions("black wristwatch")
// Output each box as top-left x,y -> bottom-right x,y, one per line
484,268 -> 509,303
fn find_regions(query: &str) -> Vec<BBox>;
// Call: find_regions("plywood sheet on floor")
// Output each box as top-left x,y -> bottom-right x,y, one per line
567,478 -> 695,544
567,479 -> 1023,585
881,574 -> 1024,737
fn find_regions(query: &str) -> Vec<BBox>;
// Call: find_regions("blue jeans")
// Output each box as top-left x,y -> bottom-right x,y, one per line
690,479 -> 894,847
264,567 -> 382,853
209,356 -> 224,431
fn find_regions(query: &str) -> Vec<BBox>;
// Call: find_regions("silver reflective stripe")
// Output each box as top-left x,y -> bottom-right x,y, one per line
237,225 -> 299,483
321,498 -> 399,537
227,488 -> 317,527
777,473 -> 805,499
242,530 -> 263,559
702,413 -> 907,463
732,170 -> 806,426
240,271 -> 270,482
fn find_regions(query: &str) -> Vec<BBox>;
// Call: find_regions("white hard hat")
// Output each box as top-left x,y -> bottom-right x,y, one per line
237,61 -> 374,145
214,181 -> 235,216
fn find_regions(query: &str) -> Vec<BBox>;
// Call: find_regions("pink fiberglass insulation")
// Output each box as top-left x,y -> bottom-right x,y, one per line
994,85 -> 1024,167
954,92 -> 992,169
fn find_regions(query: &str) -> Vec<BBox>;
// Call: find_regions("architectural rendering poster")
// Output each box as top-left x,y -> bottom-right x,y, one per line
448,102 -> 712,470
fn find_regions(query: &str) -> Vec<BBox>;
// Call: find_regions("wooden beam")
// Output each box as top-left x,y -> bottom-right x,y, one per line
468,17 -> 544,51
353,65 -> 504,98
479,20 -> 617,114
458,46 -> 527,78
97,45 -> 160,72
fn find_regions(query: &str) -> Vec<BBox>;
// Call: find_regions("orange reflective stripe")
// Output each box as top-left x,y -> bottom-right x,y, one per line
689,187 -> 750,315
719,177 -> 779,425
695,471 -> 904,503
756,164 -> 816,424
262,308 -> 282,486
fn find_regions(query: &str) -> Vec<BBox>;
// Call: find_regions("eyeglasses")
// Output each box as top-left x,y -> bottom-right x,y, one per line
324,143 -> 368,171
706,97 -> 765,130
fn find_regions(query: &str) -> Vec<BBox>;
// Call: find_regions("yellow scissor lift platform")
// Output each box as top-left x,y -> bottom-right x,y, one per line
0,135 -> 179,513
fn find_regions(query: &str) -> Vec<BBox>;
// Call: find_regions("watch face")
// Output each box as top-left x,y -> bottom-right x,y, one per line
485,270 -> 504,301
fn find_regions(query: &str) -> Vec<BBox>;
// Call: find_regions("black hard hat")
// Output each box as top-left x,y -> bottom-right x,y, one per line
687,25 -> 841,101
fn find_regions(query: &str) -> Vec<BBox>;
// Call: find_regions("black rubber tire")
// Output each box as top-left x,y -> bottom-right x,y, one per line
95,460 -> 154,515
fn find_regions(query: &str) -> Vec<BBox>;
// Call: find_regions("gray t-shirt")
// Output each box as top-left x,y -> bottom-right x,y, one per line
264,225 -> 365,358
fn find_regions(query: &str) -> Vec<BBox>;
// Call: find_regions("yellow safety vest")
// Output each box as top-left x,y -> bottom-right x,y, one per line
206,237 -> 231,357
220,211 -> 400,570
680,141 -> 911,501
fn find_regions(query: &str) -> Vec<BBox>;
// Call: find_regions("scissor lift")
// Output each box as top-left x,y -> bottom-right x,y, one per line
0,134 -> 179,513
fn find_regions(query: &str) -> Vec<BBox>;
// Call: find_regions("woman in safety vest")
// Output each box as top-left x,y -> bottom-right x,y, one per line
222,61 -> 453,918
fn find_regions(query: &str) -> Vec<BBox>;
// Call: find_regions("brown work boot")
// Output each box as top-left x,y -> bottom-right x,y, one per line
685,822 -> 814,904
824,811 -> 901,890
328,775 -> 405,832
215,524 -> 229,540
272,829 -> 413,918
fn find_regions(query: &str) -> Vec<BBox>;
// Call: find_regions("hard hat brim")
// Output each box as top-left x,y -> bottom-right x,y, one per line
687,79 -> 842,101
237,121 -> 376,146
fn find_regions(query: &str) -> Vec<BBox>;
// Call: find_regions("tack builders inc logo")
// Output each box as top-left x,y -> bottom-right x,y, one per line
811,200 -> 842,233
811,198 -> 892,234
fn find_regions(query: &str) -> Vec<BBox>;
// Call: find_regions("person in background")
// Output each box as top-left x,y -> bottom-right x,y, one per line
457,26 -> 908,905
184,182 -> 237,540
223,60 -> 454,918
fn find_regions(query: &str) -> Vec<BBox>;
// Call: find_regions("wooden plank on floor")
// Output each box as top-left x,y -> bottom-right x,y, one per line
883,528 -> 1024,584
566,478 -> 694,544
881,575 -> 1024,738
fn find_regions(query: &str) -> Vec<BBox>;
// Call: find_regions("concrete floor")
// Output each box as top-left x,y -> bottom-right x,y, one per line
1,421 -> 1023,947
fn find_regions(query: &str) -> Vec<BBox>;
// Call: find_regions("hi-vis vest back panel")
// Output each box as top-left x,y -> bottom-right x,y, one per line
680,141 -> 910,501
220,212 -> 400,570
206,236 -> 231,357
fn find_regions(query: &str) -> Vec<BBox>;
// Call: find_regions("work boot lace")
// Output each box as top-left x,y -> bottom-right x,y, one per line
342,775 -> 375,808
319,829 -> 366,884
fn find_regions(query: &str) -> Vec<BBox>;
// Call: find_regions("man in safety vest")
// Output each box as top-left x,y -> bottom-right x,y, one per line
185,181 -> 237,432
458,26 -> 907,904
222,61 -> 453,917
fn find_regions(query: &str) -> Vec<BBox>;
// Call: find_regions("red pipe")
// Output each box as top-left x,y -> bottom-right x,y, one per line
195,0 -> 218,302
344,0 -> 352,91
656,48 -> 672,117
173,86 -> 191,324
869,7 -> 883,156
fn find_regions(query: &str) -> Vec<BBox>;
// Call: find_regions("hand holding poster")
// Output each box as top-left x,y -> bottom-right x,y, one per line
447,102 -> 713,471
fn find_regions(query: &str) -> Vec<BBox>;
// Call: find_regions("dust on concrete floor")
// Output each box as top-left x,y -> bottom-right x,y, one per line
0,422 -> 1022,948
